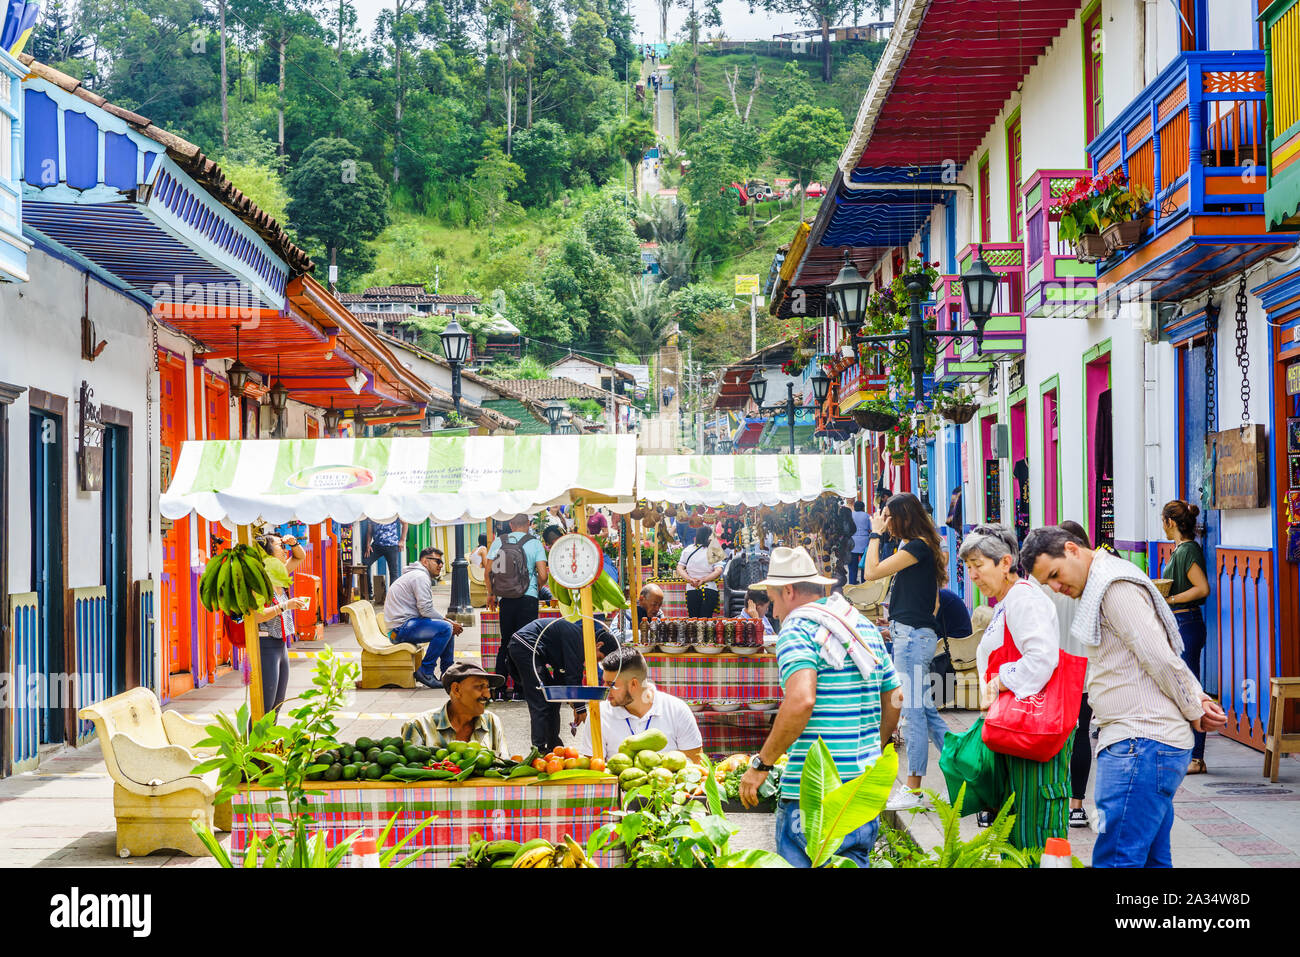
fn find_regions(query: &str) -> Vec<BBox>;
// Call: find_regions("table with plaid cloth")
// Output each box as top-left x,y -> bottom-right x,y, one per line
644,652 -> 781,702
232,779 -> 623,867
646,577 -> 687,618
694,709 -> 777,759
478,607 -> 563,669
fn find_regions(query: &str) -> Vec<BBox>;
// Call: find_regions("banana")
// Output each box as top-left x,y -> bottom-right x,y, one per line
562,835 -> 589,868
216,558 -> 235,617
511,845 -> 556,868
199,557 -> 219,612
237,551 -> 272,604
231,559 -> 252,616
482,839 -> 521,859
509,837 -> 553,865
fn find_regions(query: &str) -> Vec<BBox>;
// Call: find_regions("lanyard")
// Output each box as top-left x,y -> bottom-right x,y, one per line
625,712 -> 653,736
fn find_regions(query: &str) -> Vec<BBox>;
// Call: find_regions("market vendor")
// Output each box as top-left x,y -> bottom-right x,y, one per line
400,662 -> 509,753
508,616 -> 619,751
575,647 -> 702,762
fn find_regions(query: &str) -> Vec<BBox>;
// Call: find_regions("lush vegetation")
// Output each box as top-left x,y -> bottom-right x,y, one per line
28,0 -> 873,369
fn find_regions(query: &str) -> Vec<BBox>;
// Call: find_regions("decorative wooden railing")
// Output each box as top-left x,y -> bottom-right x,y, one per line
7,593 -> 40,773
836,358 -> 888,413
1020,168 -> 1099,318
159,569 -> 177,703
1214,547 -> 1275,751
932,275 -> 992,383
1089,50 -> 1267,273
135,579 -> 155,693
1265,0 -> 1300,228
71,585 -> 110,746
935,244 -> 1027,380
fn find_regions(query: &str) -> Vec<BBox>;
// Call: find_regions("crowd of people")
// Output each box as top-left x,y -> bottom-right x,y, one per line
351,490 -> 1221,869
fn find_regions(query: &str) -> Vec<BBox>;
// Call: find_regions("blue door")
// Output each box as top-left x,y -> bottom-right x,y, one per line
1180,343 -> 1219,696
29,411 -> 65,744
944,426 -> 964,601
102,424 -> 128,695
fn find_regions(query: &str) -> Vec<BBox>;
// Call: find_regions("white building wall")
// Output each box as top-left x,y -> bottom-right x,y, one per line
551,358 -> 601,388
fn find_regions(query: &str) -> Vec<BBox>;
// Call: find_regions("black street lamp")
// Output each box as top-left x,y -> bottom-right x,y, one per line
811,368 -> 830,405
544,401 -> 565,434
833,250 -> 997,405
747,371 -> 767,406
440,319 -> 473,618
323,399 -> 342,435
748,371 -> 797,452
784,382 -> 795,454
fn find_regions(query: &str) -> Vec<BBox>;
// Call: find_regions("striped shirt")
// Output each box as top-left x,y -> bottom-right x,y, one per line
1090,580 -> 1204,751
776,600 -> 899,801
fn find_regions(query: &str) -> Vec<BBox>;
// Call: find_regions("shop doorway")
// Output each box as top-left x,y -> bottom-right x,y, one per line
29,409 -> 66,745
1010,399 -> 1029,542
1041,386 -> 1060,525
1085,352 -> 1113,549
158,352 -> 193,699
1177,340 -> 1220,696
102,422 -> 129,696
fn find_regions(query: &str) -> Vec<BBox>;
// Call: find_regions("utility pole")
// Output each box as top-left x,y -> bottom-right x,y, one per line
750,293 -> 757,354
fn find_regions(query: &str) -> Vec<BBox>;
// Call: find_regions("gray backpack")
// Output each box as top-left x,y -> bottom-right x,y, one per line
490,533 -> 536,599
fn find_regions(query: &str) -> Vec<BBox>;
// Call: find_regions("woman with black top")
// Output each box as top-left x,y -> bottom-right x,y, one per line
249,534 -> 309,715
677,525 -> 724,618
861,491 -> 950,810
1163,500 -> 1211,773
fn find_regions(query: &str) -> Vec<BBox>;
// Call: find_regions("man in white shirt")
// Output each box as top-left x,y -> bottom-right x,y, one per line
576,647 -> 703,761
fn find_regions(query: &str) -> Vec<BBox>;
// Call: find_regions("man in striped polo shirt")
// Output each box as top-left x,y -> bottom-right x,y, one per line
1023,527 -> 1228,868
739,547 -> 902,867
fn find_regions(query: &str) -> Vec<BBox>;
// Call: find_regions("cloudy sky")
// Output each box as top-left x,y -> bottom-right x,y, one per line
350,0 -> 812,44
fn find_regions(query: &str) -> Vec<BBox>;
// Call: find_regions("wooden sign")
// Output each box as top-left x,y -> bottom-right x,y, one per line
1287,361 -> 1300,397
1211,425 -> 1268,509
159,445 -> 173,533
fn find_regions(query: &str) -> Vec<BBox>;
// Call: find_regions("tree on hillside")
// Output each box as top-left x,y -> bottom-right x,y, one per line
581,194 -> 642,267
504,282 -> 574,342
722,64 -> 762,123
755,0 -> 852,82
830,51 -> 876,122
683,114 -> 749,263
769,61 -> 815,109
669,283 -> 732,333
762,104 -> 846,218
285,137 -> 390,277
613,116 -> 656,175
512,119 -> 569,205
471,131 -> 526,233
613,281 -> 675,360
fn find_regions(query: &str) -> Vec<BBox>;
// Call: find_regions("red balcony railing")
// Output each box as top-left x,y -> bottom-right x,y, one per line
1021,168 -> 1099,318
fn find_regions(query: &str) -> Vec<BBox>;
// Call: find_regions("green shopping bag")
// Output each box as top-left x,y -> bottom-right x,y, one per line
938,717 -> 1005,816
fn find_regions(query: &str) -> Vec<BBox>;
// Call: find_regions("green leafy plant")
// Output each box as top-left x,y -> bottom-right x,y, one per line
799,739 -> 898,867
190,648 -> 432,868
872,784 -> 1044,868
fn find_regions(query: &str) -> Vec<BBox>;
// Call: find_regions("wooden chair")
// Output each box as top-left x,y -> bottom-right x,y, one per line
343,564 -> 371,604
341,600 -> 424,690
1264,677 -> 1300,782
78,688 -> 231,858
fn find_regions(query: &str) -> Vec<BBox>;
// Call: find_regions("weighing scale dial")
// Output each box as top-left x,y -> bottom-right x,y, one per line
549,533 -> 604,590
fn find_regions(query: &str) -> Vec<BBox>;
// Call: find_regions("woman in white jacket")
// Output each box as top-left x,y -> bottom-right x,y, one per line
960,523 -> 1073,853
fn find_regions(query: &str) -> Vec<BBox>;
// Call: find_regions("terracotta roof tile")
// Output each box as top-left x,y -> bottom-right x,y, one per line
481,377 -> 628,404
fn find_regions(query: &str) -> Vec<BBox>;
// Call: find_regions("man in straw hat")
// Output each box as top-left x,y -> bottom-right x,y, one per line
739,547 -> 902,867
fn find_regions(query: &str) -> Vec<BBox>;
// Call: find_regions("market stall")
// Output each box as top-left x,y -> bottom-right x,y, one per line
630,453 -> 857,759
159,433 -> 637,865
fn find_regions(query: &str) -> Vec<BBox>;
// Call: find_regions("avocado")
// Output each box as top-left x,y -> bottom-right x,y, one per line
323,763 -> 344,782
366,748 -> 383,763
375,751 -> 401,767
381,736 -> 403,750
382,744 -> 400,755
342,764 -> 360,781
364,763 -> 384,780
354,737 -> 375,751
435,748 -> 450,761
340,744 -> 356,759
618,729 -> 668,757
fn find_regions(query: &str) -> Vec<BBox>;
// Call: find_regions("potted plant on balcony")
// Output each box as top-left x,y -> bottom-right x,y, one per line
1055,174 -> 1109,263
1095,170 -> 1151,252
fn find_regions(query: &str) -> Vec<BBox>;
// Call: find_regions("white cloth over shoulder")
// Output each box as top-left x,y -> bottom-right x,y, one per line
780,593 -> 880,682
975,579 -> 1060,699
1071,549 -> 1184,654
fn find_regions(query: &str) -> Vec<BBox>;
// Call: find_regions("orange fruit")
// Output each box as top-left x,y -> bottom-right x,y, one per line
565,746 -> 580,759
545,759 -> 564,774
589,757 -> 606,772
563,757 -> 579,770
510,755 -> 524,763
576,756 -> 591,770
531,758 -> 548,772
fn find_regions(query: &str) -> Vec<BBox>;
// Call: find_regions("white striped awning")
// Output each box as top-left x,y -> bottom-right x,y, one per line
636,454 -> 856,507
160,435 -> 637,526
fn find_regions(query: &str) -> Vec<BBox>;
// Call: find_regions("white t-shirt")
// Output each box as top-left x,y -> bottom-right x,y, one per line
974,579 -> 1061,699
575,684 -> 703,761
678,544 -> 723,592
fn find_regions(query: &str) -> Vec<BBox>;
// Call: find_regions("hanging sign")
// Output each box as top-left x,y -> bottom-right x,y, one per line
1286,361 -> 1300,397
734,275 -> 760,296
1211,425 -> 1268,509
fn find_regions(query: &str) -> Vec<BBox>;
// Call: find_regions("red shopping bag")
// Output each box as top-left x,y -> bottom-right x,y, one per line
981,591 -> 1087,762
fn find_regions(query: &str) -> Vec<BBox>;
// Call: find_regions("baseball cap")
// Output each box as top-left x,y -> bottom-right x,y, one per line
441,662 -> 506,691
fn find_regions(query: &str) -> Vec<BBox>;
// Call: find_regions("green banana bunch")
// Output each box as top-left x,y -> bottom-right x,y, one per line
449,833 -> 523,868
198,543 -> 278,618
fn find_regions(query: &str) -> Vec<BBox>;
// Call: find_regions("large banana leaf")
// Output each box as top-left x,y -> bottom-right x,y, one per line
806,743 -> 897,868
798,738 -> 840,857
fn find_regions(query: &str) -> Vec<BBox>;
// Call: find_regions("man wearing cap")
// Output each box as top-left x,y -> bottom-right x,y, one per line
739,546 -> 902,867
508,616 -> 618,751
400,662 -> 509,754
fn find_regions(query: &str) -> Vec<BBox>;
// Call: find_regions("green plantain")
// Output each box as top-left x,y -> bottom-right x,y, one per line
216,558 -> 235,617
230,559 -> 252,615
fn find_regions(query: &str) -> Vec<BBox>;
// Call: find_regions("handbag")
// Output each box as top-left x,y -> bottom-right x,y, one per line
938,717 -> 1004,815
223,614 -> 248,649
929,637 -> 956,708
980,582 -> 1087,762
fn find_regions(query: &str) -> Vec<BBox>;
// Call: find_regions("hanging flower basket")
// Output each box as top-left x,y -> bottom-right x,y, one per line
1075,233 -> 1110,262
851,408 -> 900,432
1102,218 -> 1144,252
940,403 -> 979,425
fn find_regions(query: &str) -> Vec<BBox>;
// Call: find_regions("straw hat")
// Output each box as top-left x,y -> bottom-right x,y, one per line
753,546 -> 836,588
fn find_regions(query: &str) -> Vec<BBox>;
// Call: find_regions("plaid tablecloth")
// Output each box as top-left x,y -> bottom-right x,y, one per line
645,652 -> 781,702
232,780 -> 623,867
478,607 -> 563,669
696,709 -> 777,759
647,577 -> 688,618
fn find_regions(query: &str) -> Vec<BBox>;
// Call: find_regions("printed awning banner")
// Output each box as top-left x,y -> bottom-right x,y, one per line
160,435 -> 637,526
637,454 -> 855,507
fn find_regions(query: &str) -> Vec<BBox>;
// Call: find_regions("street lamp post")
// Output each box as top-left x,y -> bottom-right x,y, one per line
544,402 -> 565,434
440,320 -> 473,620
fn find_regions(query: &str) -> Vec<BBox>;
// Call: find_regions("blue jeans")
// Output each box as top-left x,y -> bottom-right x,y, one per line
1175,609 -> 1207,760
392,618 -> 454,677
776,798 -> 878,867
891,621 -> 950,777
848,552 -> 863,584
1093,737 -> 1191,868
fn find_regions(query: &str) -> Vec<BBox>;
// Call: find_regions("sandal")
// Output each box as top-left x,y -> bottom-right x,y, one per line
1186,758 -> 1207,775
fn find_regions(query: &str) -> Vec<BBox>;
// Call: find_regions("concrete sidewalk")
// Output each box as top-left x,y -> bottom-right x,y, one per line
881,708 -> 1300,867
0,583 -> 777,866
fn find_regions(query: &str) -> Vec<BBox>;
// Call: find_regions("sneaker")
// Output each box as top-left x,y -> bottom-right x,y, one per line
412,668 -> 439,689
1069,808 -> 1089,828
886,788 -> 926,811
976,810 -> 992,828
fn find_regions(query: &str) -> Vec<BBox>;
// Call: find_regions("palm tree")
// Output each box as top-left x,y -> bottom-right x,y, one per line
613,280 -> 676,360
655,240 -> 693,291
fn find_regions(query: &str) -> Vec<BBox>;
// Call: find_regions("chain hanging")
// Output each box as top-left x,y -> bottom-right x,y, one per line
1233,274 -> 1250,427
1201,298 -> 1218,515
